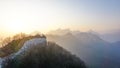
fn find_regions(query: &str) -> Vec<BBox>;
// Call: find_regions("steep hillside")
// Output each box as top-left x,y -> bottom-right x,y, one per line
2,38 -> 86,68
0,34 -> 86,68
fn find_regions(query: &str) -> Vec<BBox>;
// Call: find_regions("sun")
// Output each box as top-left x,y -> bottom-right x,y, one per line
5,20 -> 29,34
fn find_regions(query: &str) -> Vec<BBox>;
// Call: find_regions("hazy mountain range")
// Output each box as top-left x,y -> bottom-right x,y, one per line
0,29 -> 120,68
100,30 -> 120,42
46,29 -> 120,68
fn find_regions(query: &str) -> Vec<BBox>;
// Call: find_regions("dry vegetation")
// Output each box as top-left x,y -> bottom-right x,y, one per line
0,33 -> 45,57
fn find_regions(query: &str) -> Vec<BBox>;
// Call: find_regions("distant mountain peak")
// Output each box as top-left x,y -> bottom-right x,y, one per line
48,28 -> 72,36
88,30 -> 100,36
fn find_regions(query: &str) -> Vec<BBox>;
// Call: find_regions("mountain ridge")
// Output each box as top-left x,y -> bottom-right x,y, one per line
0,34 -> 86,68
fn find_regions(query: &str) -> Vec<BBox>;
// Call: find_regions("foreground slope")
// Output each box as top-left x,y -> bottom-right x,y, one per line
0,35 -> 86,68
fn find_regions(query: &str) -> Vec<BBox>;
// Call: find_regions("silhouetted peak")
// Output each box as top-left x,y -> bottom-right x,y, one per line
48,28 -> 71,36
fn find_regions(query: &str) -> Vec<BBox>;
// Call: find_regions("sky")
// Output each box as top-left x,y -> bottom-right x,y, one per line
0,0 -> 120,36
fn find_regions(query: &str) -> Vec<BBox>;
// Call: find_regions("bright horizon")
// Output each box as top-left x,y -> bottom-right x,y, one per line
0,0 -> 120,36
